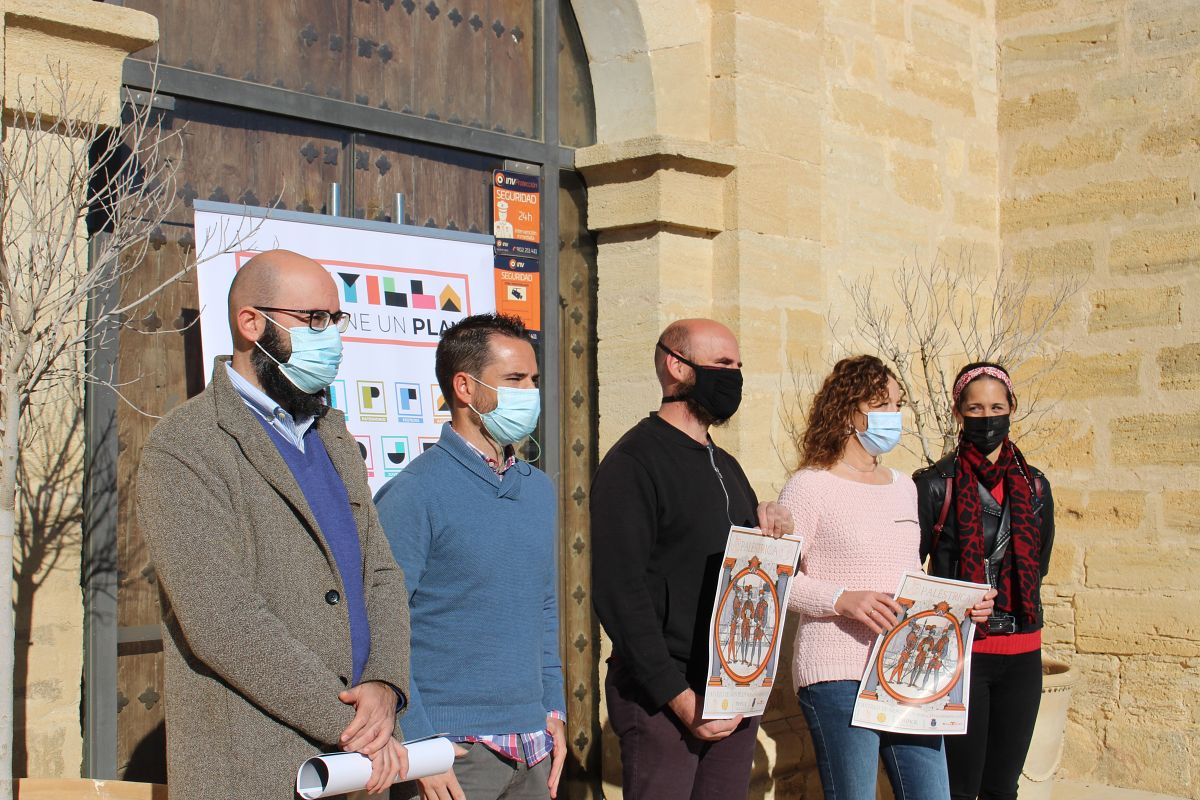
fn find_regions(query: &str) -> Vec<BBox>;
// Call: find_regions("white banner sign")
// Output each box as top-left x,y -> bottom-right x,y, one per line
195,204 -> 495,494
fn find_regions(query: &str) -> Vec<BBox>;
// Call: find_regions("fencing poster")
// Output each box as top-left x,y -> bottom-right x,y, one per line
852,572 -> 990,735
194,201 -> 495,494
702,526 -> 803,720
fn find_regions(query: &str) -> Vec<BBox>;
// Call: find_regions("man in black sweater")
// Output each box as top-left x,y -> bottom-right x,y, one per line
591,318 -> 793,800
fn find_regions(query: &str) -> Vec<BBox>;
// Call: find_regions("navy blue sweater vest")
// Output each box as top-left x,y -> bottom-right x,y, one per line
257,419 -> 370,684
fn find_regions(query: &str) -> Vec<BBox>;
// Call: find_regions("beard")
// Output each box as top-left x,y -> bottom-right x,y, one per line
251,324 -> 328,420
680,375 -> 730,428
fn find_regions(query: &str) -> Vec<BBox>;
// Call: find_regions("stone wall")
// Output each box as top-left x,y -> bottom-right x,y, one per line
998,0 -> 1200,796
579,0 -> 1198,796
713,1 -> 1003,795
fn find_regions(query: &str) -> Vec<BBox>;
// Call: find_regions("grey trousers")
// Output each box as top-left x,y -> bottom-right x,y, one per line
391,742 -> 551,800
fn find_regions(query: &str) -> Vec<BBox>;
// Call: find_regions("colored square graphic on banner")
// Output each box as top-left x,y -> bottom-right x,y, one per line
431,385 -> 451,422
354,436 -> 375,478
327,261 -> 472,348
357,381 -> 388,422
328,380 -> 348,413
381,436 -> 411,477
419,436 -> 439,454
394,382 -> 423,424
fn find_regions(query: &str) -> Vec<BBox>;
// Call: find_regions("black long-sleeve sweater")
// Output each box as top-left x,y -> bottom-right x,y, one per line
590,414 -> 759,709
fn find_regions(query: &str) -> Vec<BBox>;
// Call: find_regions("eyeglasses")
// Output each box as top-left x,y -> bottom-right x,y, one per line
254,306 -> 352,333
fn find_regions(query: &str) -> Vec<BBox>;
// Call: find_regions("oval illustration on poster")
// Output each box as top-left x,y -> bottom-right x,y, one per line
713,564 -> 780,684
875,605 -> 965,705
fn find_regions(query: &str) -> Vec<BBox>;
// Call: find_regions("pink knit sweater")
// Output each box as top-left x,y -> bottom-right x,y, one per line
778,468 -> 922,689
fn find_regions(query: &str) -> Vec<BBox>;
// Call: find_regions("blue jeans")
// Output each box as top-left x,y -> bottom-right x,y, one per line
798,680 -> 951,800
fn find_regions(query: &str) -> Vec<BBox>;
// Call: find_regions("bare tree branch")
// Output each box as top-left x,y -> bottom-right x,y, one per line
820,250 -> 1084,467
0,65 -> 264,797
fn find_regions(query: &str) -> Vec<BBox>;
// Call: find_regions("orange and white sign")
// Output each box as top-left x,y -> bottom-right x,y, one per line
492,170 -> 540,244
494,254 -> 541,334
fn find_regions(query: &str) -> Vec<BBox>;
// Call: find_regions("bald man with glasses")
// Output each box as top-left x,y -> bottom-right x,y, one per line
137,249 -> 412,800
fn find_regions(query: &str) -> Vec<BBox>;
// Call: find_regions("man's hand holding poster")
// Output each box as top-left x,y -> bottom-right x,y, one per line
852,572 -> 990,735
702,526 -> 803,720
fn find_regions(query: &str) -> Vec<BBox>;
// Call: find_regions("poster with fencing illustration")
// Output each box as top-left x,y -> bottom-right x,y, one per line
852,572 -> 990,735
702,526 -> 803,720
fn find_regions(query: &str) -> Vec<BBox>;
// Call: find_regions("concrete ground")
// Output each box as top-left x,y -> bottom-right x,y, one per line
1053,780 -> 1189,800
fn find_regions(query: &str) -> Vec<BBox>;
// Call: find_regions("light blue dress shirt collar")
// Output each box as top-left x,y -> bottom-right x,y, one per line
224,362 -> 317,452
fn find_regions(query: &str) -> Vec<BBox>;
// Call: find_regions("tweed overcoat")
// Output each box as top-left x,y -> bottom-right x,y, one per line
136,357 -> 410,800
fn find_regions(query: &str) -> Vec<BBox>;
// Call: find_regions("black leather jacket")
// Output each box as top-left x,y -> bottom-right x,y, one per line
913,453 -> 1055,633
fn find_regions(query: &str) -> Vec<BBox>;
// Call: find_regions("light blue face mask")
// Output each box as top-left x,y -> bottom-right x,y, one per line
256,311 -> 344,394
469,376 -> 541,445
855,411 -> 903,457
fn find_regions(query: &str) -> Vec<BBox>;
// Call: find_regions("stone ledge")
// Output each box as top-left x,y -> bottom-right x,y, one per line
2,0 -> 159,126
15,778 -> 165,799
576,137 -> 736,235
575,135 -> 737,174
2,0 -> 157,54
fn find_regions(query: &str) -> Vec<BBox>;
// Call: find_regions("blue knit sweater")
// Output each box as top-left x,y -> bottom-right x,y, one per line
257,419 -> 370,685
374,423 -> 564,739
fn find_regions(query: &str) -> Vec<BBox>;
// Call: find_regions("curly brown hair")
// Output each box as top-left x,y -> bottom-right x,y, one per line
798,355 -> 900,470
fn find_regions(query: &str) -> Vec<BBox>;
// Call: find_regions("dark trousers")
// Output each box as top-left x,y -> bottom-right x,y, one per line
947,650 -> 1042,800
605,663 -> 760,800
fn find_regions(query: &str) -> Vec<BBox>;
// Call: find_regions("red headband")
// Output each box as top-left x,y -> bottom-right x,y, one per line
952,366 -> 1013,403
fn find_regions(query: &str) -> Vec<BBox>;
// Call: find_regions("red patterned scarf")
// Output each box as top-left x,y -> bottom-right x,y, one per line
954,439 -> 1041,627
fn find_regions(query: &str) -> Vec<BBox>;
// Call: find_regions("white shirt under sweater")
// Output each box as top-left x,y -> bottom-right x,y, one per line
779,468 -> 922,689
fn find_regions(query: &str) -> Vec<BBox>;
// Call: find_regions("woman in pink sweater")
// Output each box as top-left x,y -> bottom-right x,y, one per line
779,356 -> 991,800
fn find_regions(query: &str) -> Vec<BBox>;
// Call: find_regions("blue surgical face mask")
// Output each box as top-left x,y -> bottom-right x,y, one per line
469,376 -> 541,445
855,411 -> 903,457
255,311 -> 344,394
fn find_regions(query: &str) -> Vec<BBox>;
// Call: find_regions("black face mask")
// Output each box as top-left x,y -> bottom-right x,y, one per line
658,342 -> 743,422
961,414 -> 1010,454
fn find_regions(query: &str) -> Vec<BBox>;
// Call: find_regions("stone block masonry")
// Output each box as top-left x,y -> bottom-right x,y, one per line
999,0 -> 1200,793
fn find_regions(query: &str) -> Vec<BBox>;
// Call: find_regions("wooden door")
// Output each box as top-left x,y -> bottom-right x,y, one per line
103,0 -> 585,784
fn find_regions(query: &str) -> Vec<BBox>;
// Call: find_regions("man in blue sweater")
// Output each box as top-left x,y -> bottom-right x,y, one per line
376,313 -> 566,800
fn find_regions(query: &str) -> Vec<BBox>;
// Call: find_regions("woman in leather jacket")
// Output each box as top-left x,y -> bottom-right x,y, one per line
913,362 -> 1056,800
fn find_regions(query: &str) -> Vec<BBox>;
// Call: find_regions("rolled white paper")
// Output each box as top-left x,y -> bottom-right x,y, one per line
296,738 -> 456,799
404,737 -> 456,782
